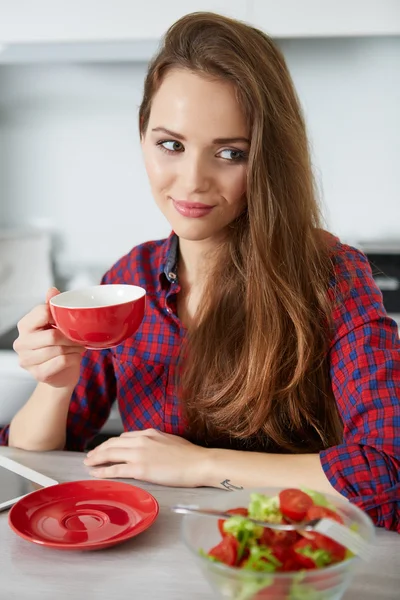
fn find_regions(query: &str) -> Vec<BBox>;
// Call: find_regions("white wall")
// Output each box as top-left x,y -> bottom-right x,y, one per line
0,62 -> 168,277
0,36 -> 399,279
285,36 -> 400,245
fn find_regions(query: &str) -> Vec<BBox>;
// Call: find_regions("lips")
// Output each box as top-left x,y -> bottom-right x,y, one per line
172,199 -> 215,219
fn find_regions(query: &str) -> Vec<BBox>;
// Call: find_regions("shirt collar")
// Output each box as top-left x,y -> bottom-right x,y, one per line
158,231 -> 179,291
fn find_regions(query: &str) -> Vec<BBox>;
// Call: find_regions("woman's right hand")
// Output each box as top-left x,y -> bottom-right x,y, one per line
13,287 -> 85,390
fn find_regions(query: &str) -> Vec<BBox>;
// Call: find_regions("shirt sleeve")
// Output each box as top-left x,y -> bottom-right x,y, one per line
320,245 -> 400,532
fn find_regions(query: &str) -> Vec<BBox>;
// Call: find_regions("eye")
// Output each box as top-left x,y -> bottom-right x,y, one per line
218,149 -> 247,162
157,140 -> 184,153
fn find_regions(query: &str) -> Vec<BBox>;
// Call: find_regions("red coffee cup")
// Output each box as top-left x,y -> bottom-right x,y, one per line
49,284 -> 146,349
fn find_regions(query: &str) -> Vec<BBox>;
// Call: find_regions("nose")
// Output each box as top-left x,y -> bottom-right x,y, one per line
179,151 -> 211,195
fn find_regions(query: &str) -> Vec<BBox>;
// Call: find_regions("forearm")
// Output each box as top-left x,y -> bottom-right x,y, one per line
9,383 -> 73,451
203,449 -> 343,498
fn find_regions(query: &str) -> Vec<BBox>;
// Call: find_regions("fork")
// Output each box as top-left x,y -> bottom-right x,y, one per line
171,504 -> 373,562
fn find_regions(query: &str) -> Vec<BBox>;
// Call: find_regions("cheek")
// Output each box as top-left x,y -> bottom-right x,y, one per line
222,166 -> 247,204
143,146 -> 174,191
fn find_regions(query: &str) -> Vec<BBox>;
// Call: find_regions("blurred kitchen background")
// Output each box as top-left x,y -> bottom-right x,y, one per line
0,0 -> 399,437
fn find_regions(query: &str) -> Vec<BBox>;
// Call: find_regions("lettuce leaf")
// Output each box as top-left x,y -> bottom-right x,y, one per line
223,514 -> 263,542
248,493 -> 283,523
232,549 -> 280,600
295,544 -> 332,568
300,488 -> 336,511
242,545 -> 282,572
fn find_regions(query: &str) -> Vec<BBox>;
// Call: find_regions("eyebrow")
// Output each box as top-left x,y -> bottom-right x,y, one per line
151,127 -> 250,145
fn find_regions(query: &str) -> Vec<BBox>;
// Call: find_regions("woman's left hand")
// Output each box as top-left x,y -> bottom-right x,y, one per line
83,429 -> 210,487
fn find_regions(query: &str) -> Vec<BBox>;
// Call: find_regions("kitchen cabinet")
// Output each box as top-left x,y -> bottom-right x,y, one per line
249,0 -> 400,38
0,0 -> 398,64
0,0 -> 247,44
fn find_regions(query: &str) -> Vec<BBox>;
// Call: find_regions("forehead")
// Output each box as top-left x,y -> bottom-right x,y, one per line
148,68 -> 248,139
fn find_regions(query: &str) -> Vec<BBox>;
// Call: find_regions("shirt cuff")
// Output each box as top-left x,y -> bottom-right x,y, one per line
0,425 -> 10,446
320,443 -> 400,532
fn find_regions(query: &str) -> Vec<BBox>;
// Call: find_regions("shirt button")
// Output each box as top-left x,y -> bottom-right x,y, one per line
166,307 -> 172,314
168,272 -> 177,280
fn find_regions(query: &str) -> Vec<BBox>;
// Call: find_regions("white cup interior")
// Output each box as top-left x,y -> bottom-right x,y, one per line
49,285 -> 146,309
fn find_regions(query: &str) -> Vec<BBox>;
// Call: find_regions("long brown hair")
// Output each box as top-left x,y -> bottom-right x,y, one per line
139,12 -> 343,452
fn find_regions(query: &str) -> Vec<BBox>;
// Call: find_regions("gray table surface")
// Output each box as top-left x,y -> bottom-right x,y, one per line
0,447 -> 398,600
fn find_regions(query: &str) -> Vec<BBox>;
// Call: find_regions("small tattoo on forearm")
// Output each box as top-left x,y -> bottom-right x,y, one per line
220,479 -> 244,491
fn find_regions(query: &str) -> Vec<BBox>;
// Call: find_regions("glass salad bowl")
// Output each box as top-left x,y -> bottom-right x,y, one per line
181,487 -> 375,600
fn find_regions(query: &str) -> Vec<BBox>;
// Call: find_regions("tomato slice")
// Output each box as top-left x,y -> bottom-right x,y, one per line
295,530 -> 345,564
279,489 -> 314,522
292,552 -> 317,569
260,527 -> 299,547
208,535 -> 239,566
280,556 -> 304,572
306,505 -> 344,524
302,504 -> 345,561
290,538 -> 318,569
308,533 -> 346,562
217,507 -> 248,537
259,526 -> 276,546
279,539 -> 317,571
272,544 -> 292,565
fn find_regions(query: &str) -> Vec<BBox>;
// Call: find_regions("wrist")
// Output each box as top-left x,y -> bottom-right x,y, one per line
38,382 -> 75,403
198,447 -> 220,487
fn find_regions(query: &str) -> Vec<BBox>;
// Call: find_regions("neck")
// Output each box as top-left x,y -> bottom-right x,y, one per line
178,236 -> 219,288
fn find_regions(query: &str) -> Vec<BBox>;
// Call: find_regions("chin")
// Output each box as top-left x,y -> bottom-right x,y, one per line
173,226 -> 216,242
170,221 -> 224,242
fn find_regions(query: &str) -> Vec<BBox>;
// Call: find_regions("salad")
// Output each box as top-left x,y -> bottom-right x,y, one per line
200,488 -> 355,599
203,488 -> 349,572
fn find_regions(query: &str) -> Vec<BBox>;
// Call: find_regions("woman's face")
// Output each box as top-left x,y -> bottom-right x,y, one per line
141,69 -> 249,243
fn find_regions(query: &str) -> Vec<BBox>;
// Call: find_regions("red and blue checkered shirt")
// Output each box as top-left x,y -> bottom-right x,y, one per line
1,232 -> 399,531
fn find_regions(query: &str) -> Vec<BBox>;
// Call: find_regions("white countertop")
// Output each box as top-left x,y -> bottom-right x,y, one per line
0,447 -> 399,600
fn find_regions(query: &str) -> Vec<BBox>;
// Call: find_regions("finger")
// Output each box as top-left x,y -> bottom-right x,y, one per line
15,328 -> 83,351
46,287 -> 60,304
89,464 -> 134,479
84,448 -> 135,466
45,287 -> 61,325
86,436 -> 137,456
17,304 -> 52,334
19,346 -> 84,368
30,353 -> 82,384
120,428 -> 164,438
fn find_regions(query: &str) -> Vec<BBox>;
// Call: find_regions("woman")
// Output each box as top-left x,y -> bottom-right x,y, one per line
1,12 -> 399,532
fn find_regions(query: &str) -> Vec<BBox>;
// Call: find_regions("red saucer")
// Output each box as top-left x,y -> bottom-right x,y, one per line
8,480 -> 159,551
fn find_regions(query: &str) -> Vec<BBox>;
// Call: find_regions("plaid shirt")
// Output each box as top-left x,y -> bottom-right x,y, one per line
1,232 -> 399,531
